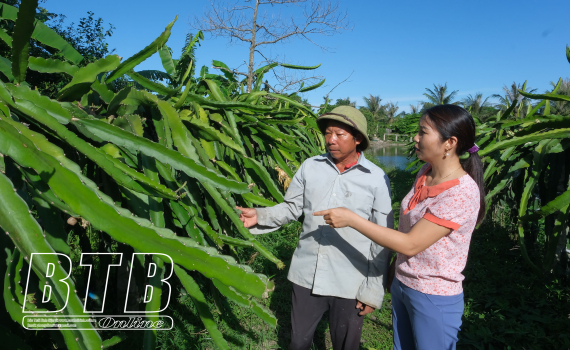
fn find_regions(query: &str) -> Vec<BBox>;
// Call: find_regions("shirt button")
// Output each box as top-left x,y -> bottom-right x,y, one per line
333,193 -> 336,196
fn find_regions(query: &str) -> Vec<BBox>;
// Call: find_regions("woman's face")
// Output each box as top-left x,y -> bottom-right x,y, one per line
413,116 -> 447,162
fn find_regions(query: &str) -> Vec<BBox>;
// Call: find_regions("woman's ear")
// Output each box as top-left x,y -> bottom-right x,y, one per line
447,136 -> 459,151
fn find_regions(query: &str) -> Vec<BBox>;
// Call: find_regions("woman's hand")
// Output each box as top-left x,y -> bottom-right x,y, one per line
313,207 -> 356,228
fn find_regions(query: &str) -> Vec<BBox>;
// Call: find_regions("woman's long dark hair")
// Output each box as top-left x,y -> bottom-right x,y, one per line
423,104 -> 486,224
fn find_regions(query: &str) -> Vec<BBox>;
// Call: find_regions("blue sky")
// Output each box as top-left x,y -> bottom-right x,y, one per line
46,0 -> 569,112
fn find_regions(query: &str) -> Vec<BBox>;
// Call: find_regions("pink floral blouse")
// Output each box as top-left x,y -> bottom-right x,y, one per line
395,163 -> 480,296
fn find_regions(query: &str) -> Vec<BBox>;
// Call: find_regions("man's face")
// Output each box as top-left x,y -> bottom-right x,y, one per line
324,120 -> 362,160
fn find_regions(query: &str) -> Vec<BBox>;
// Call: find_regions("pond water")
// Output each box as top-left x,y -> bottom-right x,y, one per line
368,145 -> 412,170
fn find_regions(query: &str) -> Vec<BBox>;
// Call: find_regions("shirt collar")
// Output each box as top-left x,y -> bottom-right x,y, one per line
316,152 -> 372,172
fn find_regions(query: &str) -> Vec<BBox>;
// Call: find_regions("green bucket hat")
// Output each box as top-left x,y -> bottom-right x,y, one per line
317,105 -> 370,151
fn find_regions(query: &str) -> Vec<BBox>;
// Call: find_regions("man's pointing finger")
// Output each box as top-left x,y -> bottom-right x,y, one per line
313,210 -> 329,216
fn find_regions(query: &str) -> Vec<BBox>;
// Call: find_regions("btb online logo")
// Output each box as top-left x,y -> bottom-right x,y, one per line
21,252 -> 174,330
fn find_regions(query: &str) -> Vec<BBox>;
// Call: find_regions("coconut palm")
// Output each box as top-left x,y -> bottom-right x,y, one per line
363,95 -> 383,119
492,82 -> 536,119
384,101 -> 399,124
409,103 -> 423,114
461,93 -> 494,120
549,78 -> 570,116
422,83 -> 458,108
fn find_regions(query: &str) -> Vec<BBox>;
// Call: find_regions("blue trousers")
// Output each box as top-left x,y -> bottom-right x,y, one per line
391,277 -> 464,350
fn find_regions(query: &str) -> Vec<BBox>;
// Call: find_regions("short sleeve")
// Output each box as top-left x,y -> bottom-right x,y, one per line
423,182 -> 480,231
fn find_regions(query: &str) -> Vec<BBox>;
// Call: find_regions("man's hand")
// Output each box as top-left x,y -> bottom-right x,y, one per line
236,206 -> 258,228
356,301 -> 375,316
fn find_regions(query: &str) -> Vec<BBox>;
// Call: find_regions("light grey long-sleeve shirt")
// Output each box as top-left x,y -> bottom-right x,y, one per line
250,152 -> 394,308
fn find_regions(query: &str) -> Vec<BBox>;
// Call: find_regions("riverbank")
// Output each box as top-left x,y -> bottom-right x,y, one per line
369,139 -> 409,147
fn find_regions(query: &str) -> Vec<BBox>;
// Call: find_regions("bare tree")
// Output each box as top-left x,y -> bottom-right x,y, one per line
193,0 -> 350,92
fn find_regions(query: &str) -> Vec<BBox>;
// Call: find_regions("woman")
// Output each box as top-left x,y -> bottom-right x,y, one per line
314,105 -> 485,350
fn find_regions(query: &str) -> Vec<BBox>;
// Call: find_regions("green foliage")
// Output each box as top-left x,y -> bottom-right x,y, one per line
0,4 -> 325,349
478,76 -> 570,275
0,2 -> 114,98
391,113 -> 421,137
459,217 -> 570,349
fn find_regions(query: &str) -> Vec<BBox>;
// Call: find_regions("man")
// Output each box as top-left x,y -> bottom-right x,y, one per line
237,106 -> 393,350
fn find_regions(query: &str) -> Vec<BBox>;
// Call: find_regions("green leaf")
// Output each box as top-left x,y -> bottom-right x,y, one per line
127,71 -> 177,96
182,116 -> 245,155
280,63 -> 321,70
106,16 -> 178,83
28,57 -> 79,75
158,45 -> 175,76
566,44 -> 570,64
0,28 -> 12,47
0,4 -> 83,64
0,4 -> 18,21
299,78 -> 325,93
241,156 -> 284,202
157,100 -> 200,161
0,90 -> 178,200
255,62 -> 278,75
0,56 -> 14,81
5,82 -> 73,124
513,117 -> 570,137
90,80 -> 115,104
241,192 -> 277,207
143,256 -> 164,350
203,79 -> 227,101
174,266 -> 230,350
102,335 -> 128,349
267,92 -> 312,112
57,55 -> 121,101
519,91 -> 570,103
0,120 -> 271,298
73,117 -> 251,194
499,98 -> 518,120
516,140 -> 557,275
520,188 -> 570,221
270,145 -> 294,177
212,278 -> 277,327
0,171 -> 103,348
32,21 -> 83,64
181,92 -> 273,112
479,128 -> 570,156
32,196 -> 70,255
11,0 -> 37,83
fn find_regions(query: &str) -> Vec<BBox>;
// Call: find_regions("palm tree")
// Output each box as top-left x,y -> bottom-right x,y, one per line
362,95 -> 385,137
362,95 -> 382,119
492,82 -> 536,119
422,83 -> 458,108
461,93 -> 492,119
550,78 -> 570,116
384,102 -> 399,124
409,103 -> 423,114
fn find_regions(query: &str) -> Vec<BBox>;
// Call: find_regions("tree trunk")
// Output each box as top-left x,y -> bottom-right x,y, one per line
246,1 -> 260,93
